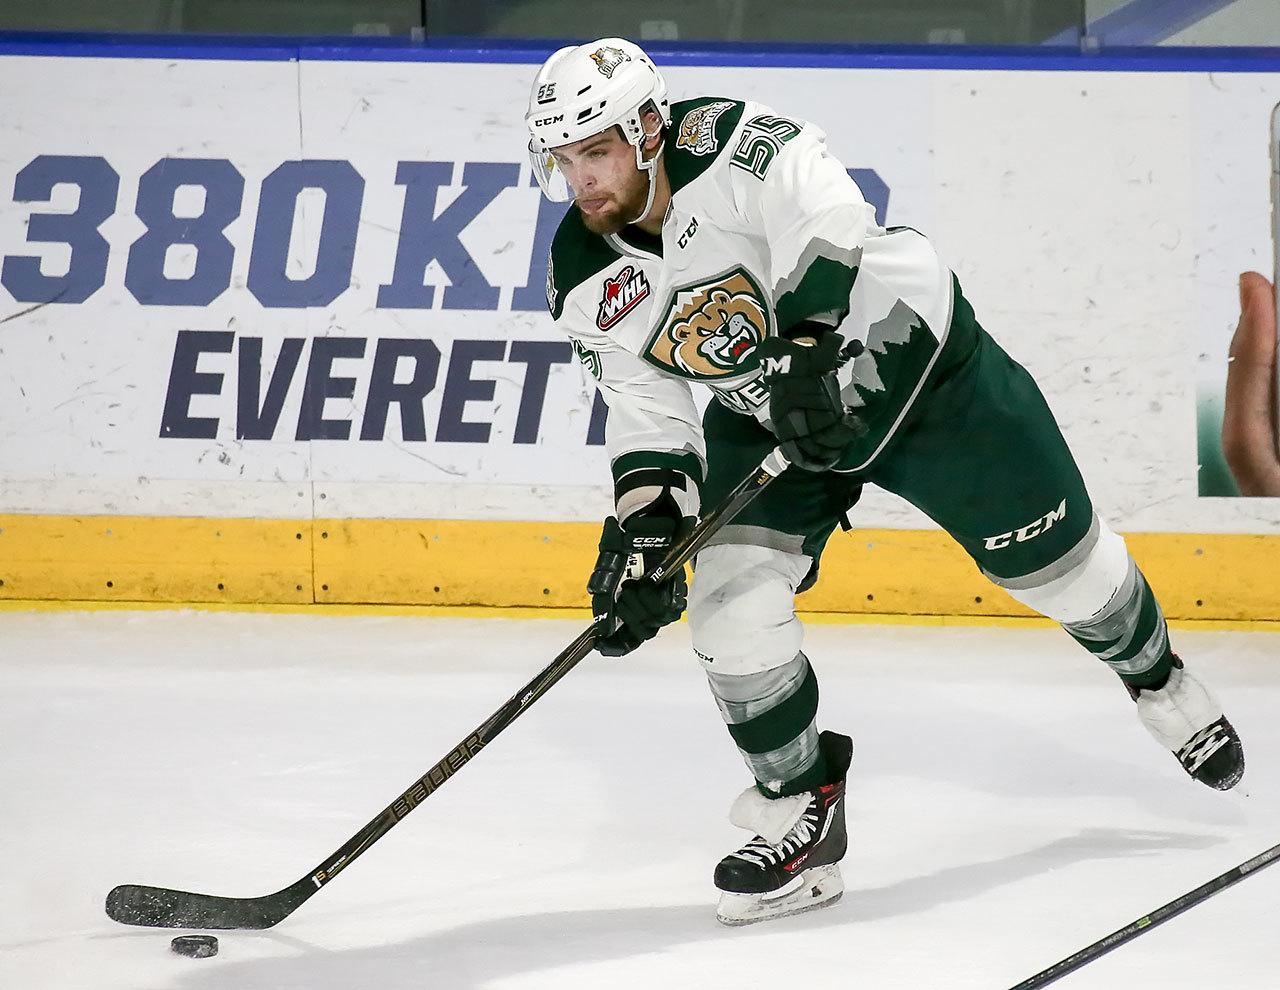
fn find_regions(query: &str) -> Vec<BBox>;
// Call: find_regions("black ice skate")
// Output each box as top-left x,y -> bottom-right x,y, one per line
1128,656 -> 1244,790
714,731 -> 852,926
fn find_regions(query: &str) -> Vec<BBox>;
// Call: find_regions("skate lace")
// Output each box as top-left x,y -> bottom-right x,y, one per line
1177,720 -> 1230,773
732,806 -> 820,868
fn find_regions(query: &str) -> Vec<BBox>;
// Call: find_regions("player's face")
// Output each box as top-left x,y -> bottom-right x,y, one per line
550,127 -> 649,235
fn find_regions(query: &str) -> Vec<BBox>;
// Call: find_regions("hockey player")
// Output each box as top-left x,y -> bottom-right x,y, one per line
525,39 -> 1245,926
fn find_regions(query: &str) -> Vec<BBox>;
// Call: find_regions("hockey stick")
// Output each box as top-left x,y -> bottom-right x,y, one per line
105,447 -> 792,930
1007,840 -> 1280,989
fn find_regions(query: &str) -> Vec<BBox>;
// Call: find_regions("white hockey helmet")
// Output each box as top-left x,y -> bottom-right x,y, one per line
525,38 -> 672,210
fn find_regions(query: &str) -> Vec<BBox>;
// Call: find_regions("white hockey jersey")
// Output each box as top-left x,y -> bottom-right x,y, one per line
547,96 -> 957,521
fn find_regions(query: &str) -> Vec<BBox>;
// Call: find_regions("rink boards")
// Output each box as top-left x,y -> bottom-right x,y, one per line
1,42 -> 1278,617
2,514 -> 1278,621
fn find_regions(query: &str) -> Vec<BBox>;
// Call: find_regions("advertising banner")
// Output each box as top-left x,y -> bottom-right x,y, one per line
1,50 -> 1277,538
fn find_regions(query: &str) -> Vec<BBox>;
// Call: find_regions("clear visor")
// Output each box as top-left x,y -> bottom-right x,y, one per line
529,144 -> 573,203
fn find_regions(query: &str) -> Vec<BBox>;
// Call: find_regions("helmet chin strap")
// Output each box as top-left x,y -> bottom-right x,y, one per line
627,128 -> 665,226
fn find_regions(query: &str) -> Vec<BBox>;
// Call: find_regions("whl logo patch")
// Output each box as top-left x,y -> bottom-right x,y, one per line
597,265 -> 651,330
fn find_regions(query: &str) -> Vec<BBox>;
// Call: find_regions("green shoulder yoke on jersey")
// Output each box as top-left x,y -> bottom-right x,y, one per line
665,97 -> 747,194
545,98 -> 746,320
547,205 -> 623,320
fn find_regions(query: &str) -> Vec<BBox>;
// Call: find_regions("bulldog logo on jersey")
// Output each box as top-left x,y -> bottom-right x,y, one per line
597,265 -> 651,330
590,46 -> 631,78
676,101 -> 735,157
646,269 -> 773,380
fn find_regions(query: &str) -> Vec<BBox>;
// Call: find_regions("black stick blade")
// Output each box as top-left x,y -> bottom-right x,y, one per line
106,882 -> 306,930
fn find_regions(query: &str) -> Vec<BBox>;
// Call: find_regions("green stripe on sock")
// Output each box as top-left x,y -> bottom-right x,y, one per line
727,662 -> 819,755
1064,569 -> 1175,688
1100,585 -> 1160,667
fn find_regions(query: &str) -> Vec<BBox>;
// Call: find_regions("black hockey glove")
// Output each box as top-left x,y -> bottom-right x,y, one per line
588,513 -> 694,658
756,333 -> 864,472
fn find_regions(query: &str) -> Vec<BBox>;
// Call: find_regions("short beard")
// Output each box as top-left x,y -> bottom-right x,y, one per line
580,172 -> 652,236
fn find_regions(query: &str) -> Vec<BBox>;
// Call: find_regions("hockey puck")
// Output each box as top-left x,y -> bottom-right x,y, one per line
170,934 -> 218,958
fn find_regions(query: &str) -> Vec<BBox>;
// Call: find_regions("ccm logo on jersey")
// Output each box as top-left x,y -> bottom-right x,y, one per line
678,216 -> 699,250
983,499 -> 1068,550
598,265 -> 651,330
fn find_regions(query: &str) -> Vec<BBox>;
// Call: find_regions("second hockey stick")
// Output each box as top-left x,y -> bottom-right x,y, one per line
1008,840 -> 1280,989
105,448 -> 792,930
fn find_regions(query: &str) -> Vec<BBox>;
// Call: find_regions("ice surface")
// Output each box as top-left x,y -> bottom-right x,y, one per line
2,609 -> 1278,989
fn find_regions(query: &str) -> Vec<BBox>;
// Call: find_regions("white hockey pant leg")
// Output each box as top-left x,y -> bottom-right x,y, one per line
993,515 -> 1171,681
688,544 -> 822,793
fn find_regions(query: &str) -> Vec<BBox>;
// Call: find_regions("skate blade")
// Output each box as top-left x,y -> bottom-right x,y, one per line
716,864 -> 843,927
